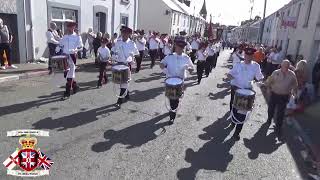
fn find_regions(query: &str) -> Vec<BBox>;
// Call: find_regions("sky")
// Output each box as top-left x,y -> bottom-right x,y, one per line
194,0 -> 291,25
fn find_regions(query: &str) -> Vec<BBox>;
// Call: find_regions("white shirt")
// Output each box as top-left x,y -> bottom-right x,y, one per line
46,29 -> 60,44
136,37 -> 146,51
163,43 -> 172,56
191,39 -> 199,50
161,53 -> 194,80
59,33 -> 83,54
196,50 -> 207,61
232,52 -> 243,65
149,38 -> 159,50
98,47 -> 111,62
159,40 -> 164,48
272,52 -> 284,65
267,52 -> 276,63
112,38 -> 139,64
206,45 -> 215,56
229,61 -> 264,89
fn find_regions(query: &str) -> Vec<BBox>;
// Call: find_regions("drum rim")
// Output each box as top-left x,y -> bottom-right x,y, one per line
165,77 -> 183,85
236,88 -> 256,95
112,64 -> 129,70
51,55 -> 68,59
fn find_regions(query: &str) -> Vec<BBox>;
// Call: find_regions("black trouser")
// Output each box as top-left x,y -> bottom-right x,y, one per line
48,43 -> 57,70
65,78 -> 78,97
159,48 -> 165,60
98,62 -> 108,86
267,92 -> 290,131
205,55 -> 214,75
169,99 -> 179,120
149,49 -> 158,68
117,88 -> 130,104
212,54 -> 218,68
0,43 -> 12,66
190,49 -> 197,63
78,47 -> 87,59
197,61 -> 206,83
135,51 -> 144,72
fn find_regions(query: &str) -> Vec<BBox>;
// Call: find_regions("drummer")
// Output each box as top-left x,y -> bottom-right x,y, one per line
160,36 -> 194,125
97,38 -> 111,88
112,26 -> 139,107
227,47 -> 264,140
58,22 -> 83,99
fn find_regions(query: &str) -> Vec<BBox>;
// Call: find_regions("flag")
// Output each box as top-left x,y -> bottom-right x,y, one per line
37,151 -> 54,170
3,150 -> 19,170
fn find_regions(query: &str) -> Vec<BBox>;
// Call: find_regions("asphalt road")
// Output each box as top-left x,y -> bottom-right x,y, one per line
0,50 -> 308,180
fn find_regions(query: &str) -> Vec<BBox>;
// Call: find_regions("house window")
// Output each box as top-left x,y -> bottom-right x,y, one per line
173,13 -> 176,25
295,40 -> 302,59
120,14 -> 129,27
177,14 -> 180,25
51,7 -> 77,34
304,0 -> 313,27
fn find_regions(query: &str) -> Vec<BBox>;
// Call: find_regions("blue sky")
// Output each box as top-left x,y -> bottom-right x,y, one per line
194,0 -> 291,25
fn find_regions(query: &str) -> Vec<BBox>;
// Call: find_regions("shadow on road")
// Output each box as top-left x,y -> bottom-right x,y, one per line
177,112 -> 236,180
135,72 -> 163,83
208,77 -> 231,100
32,104 -> 119,131
243,122 -> 284,159
91,113 -> 169,152
0,91 -> 63,117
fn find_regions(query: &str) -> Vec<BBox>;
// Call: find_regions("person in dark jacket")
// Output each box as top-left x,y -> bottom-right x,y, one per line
312,57 -> 320,97
93,32 -> 102,66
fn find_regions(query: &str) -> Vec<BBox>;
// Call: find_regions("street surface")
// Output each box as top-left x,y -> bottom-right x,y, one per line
0,50 -> 308,179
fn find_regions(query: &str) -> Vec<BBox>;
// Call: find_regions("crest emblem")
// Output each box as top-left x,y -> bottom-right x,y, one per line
3,130 -> 53,177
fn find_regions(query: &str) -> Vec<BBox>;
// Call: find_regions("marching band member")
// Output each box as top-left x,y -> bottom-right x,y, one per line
190,35 -> 200,64
227,47 -> 264,140
97,38 -> 111,88
163,39 -> 173,56
135,30 -> 146,73
159,34 -> 166,60
205,40 -> 215,76
160,36 -> 194,125
113,26 -> 139,107
149,33 -> 160,68
196,42 -> 208,84
59,22 -> 83,99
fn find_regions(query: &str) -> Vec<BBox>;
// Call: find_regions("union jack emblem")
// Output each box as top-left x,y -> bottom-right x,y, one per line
37,151 -> 54,170
18,149 -> 38,171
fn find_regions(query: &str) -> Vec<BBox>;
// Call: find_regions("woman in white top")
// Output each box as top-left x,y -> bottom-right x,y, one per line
196,42 -> 208,84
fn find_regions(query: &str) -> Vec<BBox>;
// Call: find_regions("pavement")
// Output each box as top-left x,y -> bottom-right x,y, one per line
0,59 -> 94,83
0,50 -> 315,180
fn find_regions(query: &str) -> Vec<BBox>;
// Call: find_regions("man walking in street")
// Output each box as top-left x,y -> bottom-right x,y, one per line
0,18 -> 17,70
266,60 -> 298,137
46,22 -> 60,73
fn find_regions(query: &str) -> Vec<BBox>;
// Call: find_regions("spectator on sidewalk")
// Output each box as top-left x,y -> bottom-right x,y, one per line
93,32 -> 102,65
87,28 -> 96,57
312,57 -> 320,97
253,47 -> 265,67
0,18 -> 17,70
265,60 -> 298,137
46,22 -> 61,73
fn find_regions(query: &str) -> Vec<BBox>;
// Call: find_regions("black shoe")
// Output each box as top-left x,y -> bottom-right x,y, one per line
61,92 -> 70,100
115,103 -> 121,108
232,134 -> 240,141
168,119 -> 175,125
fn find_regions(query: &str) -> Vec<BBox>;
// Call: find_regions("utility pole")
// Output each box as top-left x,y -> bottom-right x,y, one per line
259,0 -> 267,44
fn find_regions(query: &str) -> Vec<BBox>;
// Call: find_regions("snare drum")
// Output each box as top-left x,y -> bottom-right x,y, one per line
112,65 -> 130,84
165,77 -> 184,100
233,89 -> 256,111
51,55 -> 68,70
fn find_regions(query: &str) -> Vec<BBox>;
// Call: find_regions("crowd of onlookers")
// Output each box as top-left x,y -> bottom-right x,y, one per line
232,42 -> 320,114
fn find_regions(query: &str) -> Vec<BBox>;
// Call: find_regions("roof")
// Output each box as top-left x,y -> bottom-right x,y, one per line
162,0 -> 184,13
171,0 -> 191,15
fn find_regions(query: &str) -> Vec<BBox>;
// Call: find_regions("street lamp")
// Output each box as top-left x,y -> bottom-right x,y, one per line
259,0 -> 267,44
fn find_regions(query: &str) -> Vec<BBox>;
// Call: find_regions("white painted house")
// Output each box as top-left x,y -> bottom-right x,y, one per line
138,0 -> 206,36
0,0 -> 138,63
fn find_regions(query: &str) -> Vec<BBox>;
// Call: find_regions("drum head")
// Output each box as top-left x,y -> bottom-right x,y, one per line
236,89 -> 255,96
112,65 -> 129,71
165,77 -> 183,85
